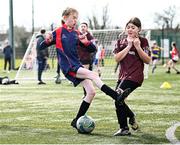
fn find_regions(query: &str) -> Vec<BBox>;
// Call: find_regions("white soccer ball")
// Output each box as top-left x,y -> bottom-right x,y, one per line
76,115 -> 95,134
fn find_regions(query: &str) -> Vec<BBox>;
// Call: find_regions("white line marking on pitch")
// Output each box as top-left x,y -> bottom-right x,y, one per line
166,122 -> 180,144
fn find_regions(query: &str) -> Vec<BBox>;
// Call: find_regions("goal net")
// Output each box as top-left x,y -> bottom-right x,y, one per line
15,32 -> 62,83
15,29 -> 151,83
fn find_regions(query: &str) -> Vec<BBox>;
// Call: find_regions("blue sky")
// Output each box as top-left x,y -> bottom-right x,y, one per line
0,0 -> 180,31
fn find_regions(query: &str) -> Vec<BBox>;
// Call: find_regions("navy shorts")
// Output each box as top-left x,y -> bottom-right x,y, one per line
94,58 -> 99,65
65,67 -> 84,87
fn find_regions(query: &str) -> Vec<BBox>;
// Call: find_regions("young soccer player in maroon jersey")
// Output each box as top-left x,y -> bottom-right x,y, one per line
40,7 -> 131,132
113,17 -> 151,136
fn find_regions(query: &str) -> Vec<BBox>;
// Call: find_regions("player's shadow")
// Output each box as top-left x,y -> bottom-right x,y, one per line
79,132 -> 113,138
79,131 -> 168,143
127,131 -> 167,143
0,125 -> 54,134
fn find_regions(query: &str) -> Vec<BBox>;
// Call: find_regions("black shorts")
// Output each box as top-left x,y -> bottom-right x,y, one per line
152,57 -> 159,61
172,59 -> 178,63
116,79 -> 141,93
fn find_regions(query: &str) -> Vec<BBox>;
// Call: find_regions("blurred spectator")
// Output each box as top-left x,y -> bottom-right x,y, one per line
77,22 -> 96,70
100,46 -> 105,67
166,41 -> 180,74
151,41 -> 162,74
3,40 -> 13,73
77,22 -> 97,95
94,42 -> 102,77
36,28 -> 49,84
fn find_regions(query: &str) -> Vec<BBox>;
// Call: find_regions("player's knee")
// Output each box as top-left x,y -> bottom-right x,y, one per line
91,71 -> 99,79
91,89 -> 96,97
87,88 -> 96,97
87,71 -> 99,80
86,86 -> 95,98
85,89 -> 96,103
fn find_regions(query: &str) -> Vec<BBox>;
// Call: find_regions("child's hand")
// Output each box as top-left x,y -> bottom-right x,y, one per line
78,34 -> 89,44
127,36 -> 134,48
133,38 -> 141,49
45,33 -> 53,44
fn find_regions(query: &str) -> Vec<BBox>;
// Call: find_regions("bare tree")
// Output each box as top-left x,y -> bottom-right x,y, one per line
87,17 -> 94,30
101,5 -> 110,29
93,15 -> 100,29
154,5 -> 177,29
13,26 -> 31,57
87,4 -> 110,30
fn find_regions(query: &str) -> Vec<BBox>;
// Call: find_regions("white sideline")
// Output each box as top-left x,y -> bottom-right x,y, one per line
165,122 -> 180,144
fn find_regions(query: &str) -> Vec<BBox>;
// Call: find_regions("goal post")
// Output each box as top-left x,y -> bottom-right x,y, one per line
15,33 -> 37,81
15,32 -> 64,83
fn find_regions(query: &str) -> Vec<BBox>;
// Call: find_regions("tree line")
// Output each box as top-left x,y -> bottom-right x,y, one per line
1,5 -> 179,58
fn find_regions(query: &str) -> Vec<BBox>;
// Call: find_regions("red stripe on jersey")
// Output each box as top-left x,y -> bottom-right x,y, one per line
55,27 -> 63,51
68,71 -> 76,77
75,30 -> 80,35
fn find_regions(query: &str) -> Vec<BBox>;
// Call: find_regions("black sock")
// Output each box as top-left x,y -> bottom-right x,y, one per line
83,87 -> 86,96
152,66 -> 156,73
115,101 -> 128,129
168,67 -> 170,71
101,84 -> 117,100
75,100 -> 90,120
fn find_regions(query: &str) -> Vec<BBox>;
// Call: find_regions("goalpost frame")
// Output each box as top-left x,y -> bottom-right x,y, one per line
15,33 -> 37,80
15,29 -> 152,82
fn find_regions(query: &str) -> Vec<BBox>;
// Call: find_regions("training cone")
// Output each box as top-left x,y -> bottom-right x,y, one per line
160,82 -> 172,89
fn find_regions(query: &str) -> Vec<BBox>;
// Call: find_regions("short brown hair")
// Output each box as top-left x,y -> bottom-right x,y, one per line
61,7 -> 78,25
62,7 -> 78,17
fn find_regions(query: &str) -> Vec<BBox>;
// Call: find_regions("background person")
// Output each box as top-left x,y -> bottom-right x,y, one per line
94,42 -> 102,77
55,61 -> 62,84
166,41 -> 180,74
151,41 -> 162,74
100,46 -> 105,67
78,22 -> 96,70
77,22 -> 97,96
3,40 -> 13,73
36,28 -> 49,85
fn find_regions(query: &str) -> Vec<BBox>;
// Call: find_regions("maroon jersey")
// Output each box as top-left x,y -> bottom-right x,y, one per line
113,37 -> 150,85
77,32 -> 96,64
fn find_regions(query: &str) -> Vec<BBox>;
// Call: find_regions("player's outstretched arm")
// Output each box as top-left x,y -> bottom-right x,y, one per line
78,35 -> 96,53
40,32 -> 55,49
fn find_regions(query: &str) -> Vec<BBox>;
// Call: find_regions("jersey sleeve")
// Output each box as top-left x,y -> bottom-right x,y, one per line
141,38 -> 151,56
78,32 -> 97,53
113,39 -> 127,54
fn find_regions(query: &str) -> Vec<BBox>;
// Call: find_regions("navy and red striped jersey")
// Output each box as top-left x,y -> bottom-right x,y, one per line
40,24 -> 96,75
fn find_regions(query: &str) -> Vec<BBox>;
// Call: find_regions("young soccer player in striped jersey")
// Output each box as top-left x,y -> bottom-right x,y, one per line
40,7 -> 131,132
